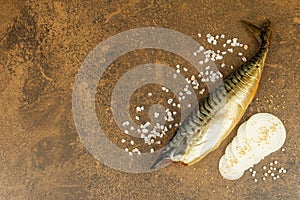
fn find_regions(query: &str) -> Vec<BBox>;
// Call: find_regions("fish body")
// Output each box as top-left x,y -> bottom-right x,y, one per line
151,20 -> 272,169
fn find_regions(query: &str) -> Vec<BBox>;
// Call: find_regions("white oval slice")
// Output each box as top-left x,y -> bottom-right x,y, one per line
245,113 -> 286,155
230,137 -> 254,170
236,122 -> 249,149
219,155 -> 244,180
219,113 -> 286,181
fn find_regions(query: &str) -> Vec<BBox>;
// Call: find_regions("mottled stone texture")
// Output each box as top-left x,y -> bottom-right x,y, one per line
0,0 -> 299,199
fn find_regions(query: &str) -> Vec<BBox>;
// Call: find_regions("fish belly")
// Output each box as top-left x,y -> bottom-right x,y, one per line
178,82 -> 257,165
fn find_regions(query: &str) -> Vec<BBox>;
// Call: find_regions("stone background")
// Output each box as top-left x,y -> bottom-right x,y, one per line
0,0 -> 299,199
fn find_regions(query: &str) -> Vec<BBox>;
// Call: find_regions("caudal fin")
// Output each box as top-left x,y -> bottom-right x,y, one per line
242,19 -> 272,47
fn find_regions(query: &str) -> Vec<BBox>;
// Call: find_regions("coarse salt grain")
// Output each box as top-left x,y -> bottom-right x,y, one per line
263,166 -> 267,170
148,92 -> 152,96
122,121 -> 129,126
121,139 -> 126,143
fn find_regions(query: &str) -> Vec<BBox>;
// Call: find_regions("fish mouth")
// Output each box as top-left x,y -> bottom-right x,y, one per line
150,154 -> 172,170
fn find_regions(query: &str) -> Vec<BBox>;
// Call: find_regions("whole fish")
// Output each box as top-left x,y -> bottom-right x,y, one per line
151,20 -> 272,169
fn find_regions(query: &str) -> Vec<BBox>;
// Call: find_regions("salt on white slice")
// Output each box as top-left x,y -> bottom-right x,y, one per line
236,123 -> 264,165
245,113 -> 286,155
230,137 -> 257,170
219,155 -> 245,180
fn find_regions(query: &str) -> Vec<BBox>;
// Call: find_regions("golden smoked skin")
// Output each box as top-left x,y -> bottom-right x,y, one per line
151,20 -> 271,169
180,58 -> 266,165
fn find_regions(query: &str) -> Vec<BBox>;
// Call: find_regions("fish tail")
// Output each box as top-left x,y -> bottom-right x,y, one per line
242,19 -> 272,47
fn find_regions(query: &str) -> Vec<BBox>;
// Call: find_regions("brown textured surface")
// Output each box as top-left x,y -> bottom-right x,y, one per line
0,0 -> 299,199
